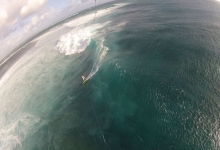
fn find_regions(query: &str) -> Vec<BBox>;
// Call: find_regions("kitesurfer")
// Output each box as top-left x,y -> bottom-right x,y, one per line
82,76 -> 86,83
82,76 -> 86,81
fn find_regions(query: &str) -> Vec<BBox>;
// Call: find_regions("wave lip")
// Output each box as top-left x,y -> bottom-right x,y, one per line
54,29 -> 91,55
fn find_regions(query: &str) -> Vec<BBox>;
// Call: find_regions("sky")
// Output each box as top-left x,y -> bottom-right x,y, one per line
0,0 -> 114,61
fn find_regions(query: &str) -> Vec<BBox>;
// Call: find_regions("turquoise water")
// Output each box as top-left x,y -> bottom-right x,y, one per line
1,0 -> 220,149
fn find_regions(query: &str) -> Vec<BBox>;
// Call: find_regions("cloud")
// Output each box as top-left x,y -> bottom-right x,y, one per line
21,0 -> 48,18
24,7 -> 55,32
0,0 -> 49,39
0,10 -> 17,40
0,10 -> 8,27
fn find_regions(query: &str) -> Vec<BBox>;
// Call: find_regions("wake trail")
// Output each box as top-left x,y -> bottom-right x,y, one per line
86,39 -> 108,80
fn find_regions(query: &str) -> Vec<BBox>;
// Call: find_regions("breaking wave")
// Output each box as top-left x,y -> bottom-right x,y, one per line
54,20 -> 111,55
54,2 -> 128,55
54,28 -> 92,55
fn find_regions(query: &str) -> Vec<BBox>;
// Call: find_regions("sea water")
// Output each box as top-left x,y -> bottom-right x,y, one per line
1,0 -> 220,149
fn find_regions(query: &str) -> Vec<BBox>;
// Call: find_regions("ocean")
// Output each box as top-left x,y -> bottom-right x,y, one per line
1,0 -> 220,149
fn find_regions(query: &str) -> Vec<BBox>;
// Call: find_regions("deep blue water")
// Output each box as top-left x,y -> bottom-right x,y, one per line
1,0 -> 220,149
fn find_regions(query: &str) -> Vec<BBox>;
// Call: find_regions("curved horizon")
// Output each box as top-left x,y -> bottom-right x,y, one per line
0,0 -> 115,62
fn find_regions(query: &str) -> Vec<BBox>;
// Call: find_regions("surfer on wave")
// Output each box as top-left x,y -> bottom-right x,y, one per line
82,76 -> 87,83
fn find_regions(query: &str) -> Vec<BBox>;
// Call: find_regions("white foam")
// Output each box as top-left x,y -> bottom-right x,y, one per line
54,20 -> 126,56
54,28 -> 92,55
54,21 -> 111,55
0,114 -> 39,150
